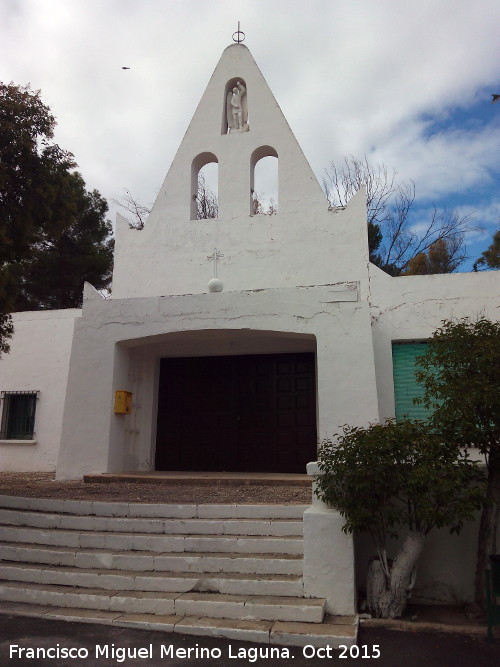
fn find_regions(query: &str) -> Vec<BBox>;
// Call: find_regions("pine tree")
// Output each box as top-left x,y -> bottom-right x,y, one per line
0,82 -> 113,350
474,229 -> 500,270
404,238 -> 461,275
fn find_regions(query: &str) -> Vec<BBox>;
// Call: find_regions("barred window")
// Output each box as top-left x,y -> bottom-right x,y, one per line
0,391 -> 39,440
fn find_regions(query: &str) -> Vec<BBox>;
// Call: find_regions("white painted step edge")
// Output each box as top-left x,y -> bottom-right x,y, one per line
0,582 -> 326,623
0,526 -> 304,554
0,496 -> 309,519
0,564 -> 305,597
0,543 -> 303,575
0,509 -> 304,536
0,601 -> 358,648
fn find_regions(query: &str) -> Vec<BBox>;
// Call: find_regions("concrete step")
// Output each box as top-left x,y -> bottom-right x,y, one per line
0,600 -> 357,648
0,496 -> 358,646
0,524 -> 303,554
0,561 -> 304,597
0,581 -> 325,623
83,471 -> 312,488
0,496 -> 308,519
0,542 -> 303,575
0,508 -> 303,536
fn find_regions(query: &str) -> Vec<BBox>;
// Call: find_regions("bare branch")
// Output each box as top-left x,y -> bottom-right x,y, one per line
323,155 -> 477,275
252,191 -> 278,215
112,189 -> 151,229
196,173 -> 218,219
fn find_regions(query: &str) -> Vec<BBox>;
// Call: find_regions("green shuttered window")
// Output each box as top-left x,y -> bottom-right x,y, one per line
392,342 -> 430,421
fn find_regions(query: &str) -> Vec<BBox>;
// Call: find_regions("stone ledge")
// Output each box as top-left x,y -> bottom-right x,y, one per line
0,602 -> 358,647
361,617 -> 488,637
0,440 -> 36,446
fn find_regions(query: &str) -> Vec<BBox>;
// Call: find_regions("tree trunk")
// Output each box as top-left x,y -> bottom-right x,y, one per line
474,465 -> 500,610
367,531 -> 425,618
366,558 -> 387,615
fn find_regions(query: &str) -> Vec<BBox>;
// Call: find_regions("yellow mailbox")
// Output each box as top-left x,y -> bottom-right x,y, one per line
114,390 -> 132,414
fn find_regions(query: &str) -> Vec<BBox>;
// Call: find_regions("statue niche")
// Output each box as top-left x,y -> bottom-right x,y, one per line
224,78 -> 249,133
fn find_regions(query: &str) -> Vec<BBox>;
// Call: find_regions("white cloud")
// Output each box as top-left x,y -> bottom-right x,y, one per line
1,0 -> 499,254
461,201 -> 500,241
369,119 -> 500,200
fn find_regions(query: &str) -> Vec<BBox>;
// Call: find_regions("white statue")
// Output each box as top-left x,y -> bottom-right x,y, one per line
226,81 -> 248,133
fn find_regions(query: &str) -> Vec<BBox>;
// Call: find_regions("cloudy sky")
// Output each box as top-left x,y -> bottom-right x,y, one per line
2,0 -> 499,270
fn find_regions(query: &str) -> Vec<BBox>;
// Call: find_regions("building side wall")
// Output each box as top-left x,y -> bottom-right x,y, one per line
0,310 -> 80,471
355,508 -> 500,604
363,267 -> 499,603
369,267 -> 500,421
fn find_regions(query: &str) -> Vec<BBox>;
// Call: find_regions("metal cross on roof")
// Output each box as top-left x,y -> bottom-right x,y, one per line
232,21 -> 245,44
207,248 -> 224,277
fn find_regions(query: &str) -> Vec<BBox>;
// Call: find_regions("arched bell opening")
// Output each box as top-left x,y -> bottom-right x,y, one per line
250,146 -> 278,215
191,152 -> 218,220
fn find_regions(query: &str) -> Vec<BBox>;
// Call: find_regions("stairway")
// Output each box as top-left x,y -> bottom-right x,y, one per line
0,495 -> 357,647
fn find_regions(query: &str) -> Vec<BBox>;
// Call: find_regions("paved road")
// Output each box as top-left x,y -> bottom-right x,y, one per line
0,614 -> 498,666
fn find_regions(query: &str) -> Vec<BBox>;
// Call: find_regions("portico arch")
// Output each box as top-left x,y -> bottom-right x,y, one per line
121,329 -> 317,474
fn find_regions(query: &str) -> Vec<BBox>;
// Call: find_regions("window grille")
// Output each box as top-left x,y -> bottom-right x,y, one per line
0,391 -> 39,440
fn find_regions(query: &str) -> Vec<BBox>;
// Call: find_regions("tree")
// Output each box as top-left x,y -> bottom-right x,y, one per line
315,420 -> 484,618
115,178 -> 278,229
0,313 -> 13,357
113,189 -> 151,230
10,173 -> 113,310
323,155 -> 474,275
0,82 -> 113,321
196,172 -> 218,220
252,192 -> 277,215
415,317 -> 500,610
114,174 -> 219,226
403,238 -> 462,275
1,82 -> 62,353
474,228 -> 500,270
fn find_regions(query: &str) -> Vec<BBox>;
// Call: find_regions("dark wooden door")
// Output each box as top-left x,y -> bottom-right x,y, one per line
155,353 -> 316,473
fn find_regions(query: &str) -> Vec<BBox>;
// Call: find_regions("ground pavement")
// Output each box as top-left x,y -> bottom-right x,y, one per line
0,613 -> 499,667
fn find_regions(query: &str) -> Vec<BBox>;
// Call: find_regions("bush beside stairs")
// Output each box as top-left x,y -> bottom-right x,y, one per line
0,496 -> 357,647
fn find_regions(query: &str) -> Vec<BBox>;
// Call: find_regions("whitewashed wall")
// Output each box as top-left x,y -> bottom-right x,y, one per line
354,508 -> 500,605
343,267 -> 500,604
0,310 -> 80,471
369,266 -> 500,422
111,44 -> 371,302
56,285 -> 380,479
112,193 -> 370,301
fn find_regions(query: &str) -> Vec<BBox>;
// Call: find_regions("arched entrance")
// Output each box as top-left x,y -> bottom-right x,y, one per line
153,331 -> 317,473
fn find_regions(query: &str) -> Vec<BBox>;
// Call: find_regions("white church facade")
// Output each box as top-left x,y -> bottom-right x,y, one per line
1,42 -> 498,480
1,42 -> 499,607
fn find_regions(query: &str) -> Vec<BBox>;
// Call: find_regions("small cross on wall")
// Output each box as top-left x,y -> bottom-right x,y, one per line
206,248 -> 225,292
207,248 -> 224,278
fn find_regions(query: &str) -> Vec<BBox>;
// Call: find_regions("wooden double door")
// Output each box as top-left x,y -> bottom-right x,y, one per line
155,353 -> 317,473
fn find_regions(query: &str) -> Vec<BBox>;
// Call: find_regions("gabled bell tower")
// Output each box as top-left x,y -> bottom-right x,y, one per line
153,42 -> 326,222
112,40 -> 369,299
